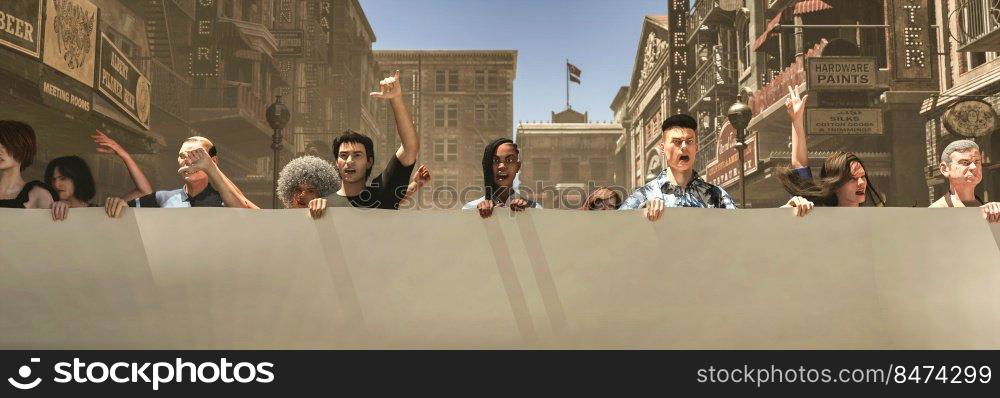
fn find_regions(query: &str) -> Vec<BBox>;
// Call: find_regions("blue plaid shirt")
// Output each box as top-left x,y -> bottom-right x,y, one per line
619,170 -> 737,210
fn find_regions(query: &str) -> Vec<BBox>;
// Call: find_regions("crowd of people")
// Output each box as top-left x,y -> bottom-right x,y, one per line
2,73 -> 998,224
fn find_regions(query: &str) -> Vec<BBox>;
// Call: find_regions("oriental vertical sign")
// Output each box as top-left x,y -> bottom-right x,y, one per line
190,0 -> 219,77
667,0 -> 688,115
892,0 -> 931,80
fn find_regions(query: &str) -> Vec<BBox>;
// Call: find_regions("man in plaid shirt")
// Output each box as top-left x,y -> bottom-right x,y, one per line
619,114 -> 737,220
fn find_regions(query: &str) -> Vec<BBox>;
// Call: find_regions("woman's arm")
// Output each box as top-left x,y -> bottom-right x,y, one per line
93,130 -> 153,202
784,86 -> 810,170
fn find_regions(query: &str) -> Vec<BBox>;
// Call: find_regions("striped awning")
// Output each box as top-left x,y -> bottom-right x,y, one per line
794,0 -> 833,15
752,10 -> 784,51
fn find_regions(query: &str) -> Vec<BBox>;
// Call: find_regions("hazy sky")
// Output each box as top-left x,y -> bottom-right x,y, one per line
363,0 -> 669,128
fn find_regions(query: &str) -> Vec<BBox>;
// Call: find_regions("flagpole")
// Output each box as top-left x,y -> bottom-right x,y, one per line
566,59 -> 570,110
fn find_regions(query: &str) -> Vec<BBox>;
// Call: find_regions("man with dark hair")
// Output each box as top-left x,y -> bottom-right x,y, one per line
313,71 -> 419,211
619,113 -> 737,221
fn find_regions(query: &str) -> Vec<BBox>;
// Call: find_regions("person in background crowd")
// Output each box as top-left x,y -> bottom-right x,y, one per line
0,120 -> 56,209
463,138 -> 541,218
398,164 -> 431,210
581,187 -> 622,211
777,86 -> 885,217
314,71 -> 418,210
276,155 -> 341,219
619,114 -> 737,221
47,130 -> 153,221
104,136 -> 258,216
929,140 -> 1000,223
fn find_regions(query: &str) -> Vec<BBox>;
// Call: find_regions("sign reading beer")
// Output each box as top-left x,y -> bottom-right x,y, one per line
892,0 -> 931,80
272,30 -> 304,57
42,0 -> 97,87
943,99 -> 997,138
0,0 -> 42,58
98,33 -> 151,129
806,108 -> 883,135
190,0 -> 219,77
667,0 -> 688,115
806,57 -> 877,90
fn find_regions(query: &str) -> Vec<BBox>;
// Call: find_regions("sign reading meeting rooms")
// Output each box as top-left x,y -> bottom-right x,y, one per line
806,57 -> 878,90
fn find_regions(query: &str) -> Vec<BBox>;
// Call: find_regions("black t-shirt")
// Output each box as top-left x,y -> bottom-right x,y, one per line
325,155 -> 414,210
132,184 -> 225,208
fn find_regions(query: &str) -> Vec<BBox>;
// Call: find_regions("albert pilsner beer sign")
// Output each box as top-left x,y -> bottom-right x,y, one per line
806,57 -> 877,90
98,33 -> 151,129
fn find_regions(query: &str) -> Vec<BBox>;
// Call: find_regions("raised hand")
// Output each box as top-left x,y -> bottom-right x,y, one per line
982,202 -> 1000,223
784,85 -> 809,123
370,70 -> 402,100
92,129 -> 125,156
786,196 -> 815,217
177,147 -> 214,178
105,196 -> 128,218
308,198 -> 327,219
412,165 -> 431,188
644,198 -> 665,222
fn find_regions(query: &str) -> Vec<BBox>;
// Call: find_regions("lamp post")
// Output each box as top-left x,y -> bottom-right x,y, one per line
726,101 -> 752,208
266,96 -> 290,209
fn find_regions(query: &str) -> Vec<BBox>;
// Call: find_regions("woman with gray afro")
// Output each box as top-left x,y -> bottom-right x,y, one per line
276,156 -> 341,217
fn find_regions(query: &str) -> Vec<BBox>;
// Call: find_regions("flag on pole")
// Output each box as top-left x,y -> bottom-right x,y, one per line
568,62 -> 582,84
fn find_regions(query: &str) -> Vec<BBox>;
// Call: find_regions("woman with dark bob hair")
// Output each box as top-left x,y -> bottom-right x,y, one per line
0,120 -> 56,210
778,87 -> 885,217
47,130 -> 153,220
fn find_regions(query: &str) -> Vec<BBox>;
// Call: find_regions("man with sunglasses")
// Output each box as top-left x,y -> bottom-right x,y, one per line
463,138 -> 541,218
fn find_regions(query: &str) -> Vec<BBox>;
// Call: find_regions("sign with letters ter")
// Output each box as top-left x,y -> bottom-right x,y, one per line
98,33 -> 151,129
806,57 -> 878,90
807,108 -> 883,135
0,0 -> 42,58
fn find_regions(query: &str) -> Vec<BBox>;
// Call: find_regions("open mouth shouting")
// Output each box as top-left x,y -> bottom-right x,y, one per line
343,168 -> 358,178
677,154 -> 691,166
495,172 -> 510,182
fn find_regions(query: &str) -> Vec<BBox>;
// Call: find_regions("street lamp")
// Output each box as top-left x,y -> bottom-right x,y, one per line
726,100 -> 752,208
266,95 -> 291,209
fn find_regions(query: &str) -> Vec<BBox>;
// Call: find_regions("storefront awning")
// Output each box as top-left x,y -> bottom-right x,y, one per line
794,0 -> 832,15
753,10 -> 784,51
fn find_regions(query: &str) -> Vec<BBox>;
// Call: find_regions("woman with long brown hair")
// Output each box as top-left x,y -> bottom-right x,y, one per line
778,87 -> 885,216
580,187 -> 622,211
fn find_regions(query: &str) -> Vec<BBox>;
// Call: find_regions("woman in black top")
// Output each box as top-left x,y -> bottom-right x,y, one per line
0,120 -> 55,210
47,130 -> 153,220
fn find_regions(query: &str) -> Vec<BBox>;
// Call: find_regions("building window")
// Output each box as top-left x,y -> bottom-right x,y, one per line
434,104 -> 458,127
434,174 -> 458,190
590,159 -> 607,182
561,158 -> 579,181
433,138 -> 458,162
436,70 -> 459,91
738,21 -> 750,73
474,103 -> 500,127
474,70 -> 506,91
533,158 -> 550,181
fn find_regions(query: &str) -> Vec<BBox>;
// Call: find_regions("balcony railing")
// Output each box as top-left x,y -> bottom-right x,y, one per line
687,50 -> 738,109
955,0 -> 1000,52
150,59 -> 191,121
688,0 -> 737,36
192,83 -> 268,128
